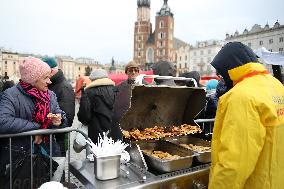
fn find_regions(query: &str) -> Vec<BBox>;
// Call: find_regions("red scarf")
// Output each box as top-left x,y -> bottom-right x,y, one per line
19,80 -> 52,129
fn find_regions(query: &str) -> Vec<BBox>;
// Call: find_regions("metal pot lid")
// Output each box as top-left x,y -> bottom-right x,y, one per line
120,85 -> 206,131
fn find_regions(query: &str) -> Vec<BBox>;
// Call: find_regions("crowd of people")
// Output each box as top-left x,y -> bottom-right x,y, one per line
0,41 -> 283,189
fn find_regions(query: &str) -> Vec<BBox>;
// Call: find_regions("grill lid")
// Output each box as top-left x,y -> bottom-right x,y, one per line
120,85 -> 206,131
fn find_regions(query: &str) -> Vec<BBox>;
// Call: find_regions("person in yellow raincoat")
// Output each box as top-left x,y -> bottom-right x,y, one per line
209,42 -> 284,189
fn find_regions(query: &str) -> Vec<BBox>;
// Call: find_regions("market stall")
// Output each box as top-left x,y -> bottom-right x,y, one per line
70,85 -> 212,189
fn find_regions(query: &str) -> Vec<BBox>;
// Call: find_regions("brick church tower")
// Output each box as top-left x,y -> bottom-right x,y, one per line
133,0 -> 175,69
133,0 -> 152,67
154,0 -> 174,63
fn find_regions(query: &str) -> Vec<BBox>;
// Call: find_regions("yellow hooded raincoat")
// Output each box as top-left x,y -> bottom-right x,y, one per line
209,63 -> 284,189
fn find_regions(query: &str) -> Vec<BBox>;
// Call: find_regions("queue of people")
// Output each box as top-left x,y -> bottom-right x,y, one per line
0,41 -> 283,189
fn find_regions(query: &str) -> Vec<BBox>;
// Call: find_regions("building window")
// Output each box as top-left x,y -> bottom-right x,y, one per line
269,39 -> 273,44
200,50 -> 204,55
160,41 -> 163,48
207,57 -> 211,63
138,52 -> 141,57
279,48 -> 283,53
280,37 -> 284,43
185,63 -> 187,68
185,55 -> 187,61
138,35 -> 141,41
248,42 -> 251,47
78,67 -> 80,71
159,32 -> 166,39
5,61 -> 7,64
179,56 -> 182,61
159,21 -> 165,28
179,64 -> 181,69
259,41 -> 263,45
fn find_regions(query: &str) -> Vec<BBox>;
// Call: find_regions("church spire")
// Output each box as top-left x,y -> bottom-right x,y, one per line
157,0 -> 173,17
137,0 -> 150,8
164,0 -> 168,5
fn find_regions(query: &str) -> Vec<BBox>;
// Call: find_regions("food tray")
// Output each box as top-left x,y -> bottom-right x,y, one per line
131,140 -> 195,173
164,136 -> 211,163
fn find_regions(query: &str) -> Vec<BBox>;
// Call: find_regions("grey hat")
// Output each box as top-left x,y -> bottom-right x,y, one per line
89,69 -> 108,81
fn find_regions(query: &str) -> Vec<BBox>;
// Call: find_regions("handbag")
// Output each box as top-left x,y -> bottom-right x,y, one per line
3,144 -> 59,189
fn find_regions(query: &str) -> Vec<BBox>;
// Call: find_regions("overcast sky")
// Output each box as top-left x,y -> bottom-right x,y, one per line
0,0 -> 283,64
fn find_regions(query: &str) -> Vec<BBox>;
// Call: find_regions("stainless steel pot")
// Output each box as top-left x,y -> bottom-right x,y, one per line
94,155 -> 121,180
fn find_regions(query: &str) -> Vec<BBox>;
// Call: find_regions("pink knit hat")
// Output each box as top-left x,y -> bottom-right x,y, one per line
19,57 -> 51,84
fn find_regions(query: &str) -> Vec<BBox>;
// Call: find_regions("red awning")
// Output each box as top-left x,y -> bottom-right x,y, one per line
109,70 -> 154,85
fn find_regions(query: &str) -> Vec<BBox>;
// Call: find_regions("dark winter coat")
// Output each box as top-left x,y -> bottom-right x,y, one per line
0,84 -> 68,175
215,78 -> 228,98
205,89 -> 218,118
113,80 -> 131,130
49,69 -> 75,127
77,78 -> 120,144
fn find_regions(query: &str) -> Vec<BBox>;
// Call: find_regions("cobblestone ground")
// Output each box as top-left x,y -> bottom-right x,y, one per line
64,101 -> 88,189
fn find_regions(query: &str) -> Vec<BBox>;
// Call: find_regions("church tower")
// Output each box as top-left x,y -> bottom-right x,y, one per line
154,0 -> 174,62
133,0 -> 152,67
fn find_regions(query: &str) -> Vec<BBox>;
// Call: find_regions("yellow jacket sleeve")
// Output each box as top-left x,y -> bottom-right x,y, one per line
209,94 -> 266,189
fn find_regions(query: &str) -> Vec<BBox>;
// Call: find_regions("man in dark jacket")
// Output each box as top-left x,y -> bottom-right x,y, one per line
77,69 -> 118,144
42,57 -> 75,155
112,61 -> 143,141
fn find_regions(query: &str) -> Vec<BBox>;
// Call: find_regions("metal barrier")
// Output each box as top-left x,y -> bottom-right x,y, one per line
194,118 -> 215,137
0,127 -> 88,189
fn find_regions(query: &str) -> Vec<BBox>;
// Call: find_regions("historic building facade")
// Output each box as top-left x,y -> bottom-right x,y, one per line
1,51 -> 20,81
133,0 -> 178,69
176,40 -> 223,75
226,21 -> 284,75
225,21 -> 284,53
0,49 -> 101,82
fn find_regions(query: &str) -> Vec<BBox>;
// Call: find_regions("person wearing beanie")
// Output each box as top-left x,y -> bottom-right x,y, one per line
42,57 -> 75,156
77,68 -> 120,144
42,57 -> 59,76
89,68 -> 108,81
0,56 -> 68,186
124,61 -> 140,84
209,42 -> 284,189
112,60 -> 148,142
203,79 -> 219,133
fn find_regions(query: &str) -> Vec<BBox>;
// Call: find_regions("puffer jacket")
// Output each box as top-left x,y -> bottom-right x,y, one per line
0,84 -> 68,175
0,84 -> 68,134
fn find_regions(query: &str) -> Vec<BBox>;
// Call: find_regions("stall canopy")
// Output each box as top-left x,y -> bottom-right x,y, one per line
109,70 -> 154,85
254,47 -> 284,65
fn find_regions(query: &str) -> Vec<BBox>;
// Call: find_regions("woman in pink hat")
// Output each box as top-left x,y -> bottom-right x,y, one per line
0,57 -> 68,184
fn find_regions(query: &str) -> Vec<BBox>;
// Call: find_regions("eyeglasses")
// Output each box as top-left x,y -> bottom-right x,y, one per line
127,68 -> 139,73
